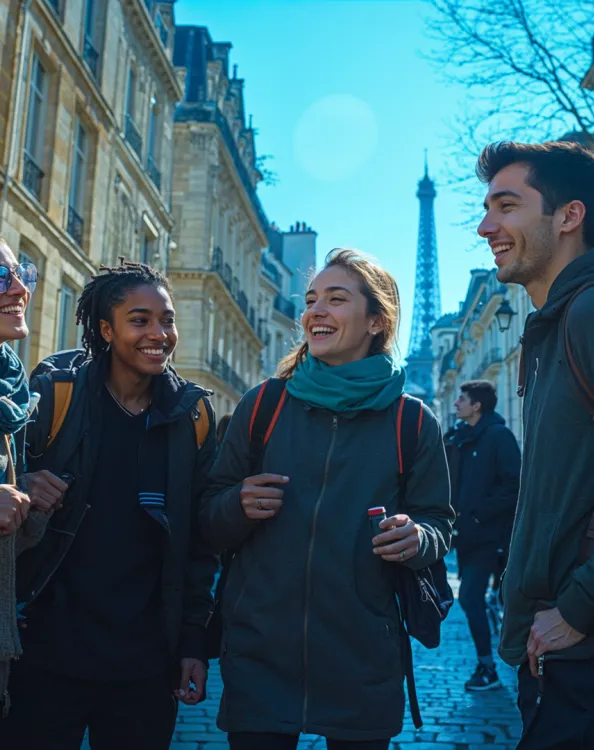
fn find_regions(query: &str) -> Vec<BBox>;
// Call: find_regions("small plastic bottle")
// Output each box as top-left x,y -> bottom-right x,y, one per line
368,506 -> 387,539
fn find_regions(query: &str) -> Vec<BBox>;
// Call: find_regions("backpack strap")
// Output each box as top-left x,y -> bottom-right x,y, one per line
192,396 -> 211,448
396,394 -> 424,494
48,381 -> 75,448
562,280 -> 594,419
248,378 -> 287,474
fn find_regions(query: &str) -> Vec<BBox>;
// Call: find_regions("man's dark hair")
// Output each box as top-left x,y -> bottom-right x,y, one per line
76,258 -> 172,359
461,380 -> 497,414
476,140 -> 594,247
217,414 -> 233,445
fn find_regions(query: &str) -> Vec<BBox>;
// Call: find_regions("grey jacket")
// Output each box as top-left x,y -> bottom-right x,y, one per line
200,387 -> 453,741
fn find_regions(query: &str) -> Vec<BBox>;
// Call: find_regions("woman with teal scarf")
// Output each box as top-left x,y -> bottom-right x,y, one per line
202,249 -> 453,748
0,238 -> 40,718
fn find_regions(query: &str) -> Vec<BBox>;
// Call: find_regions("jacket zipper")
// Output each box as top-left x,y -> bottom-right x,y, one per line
302,414 -> 338,730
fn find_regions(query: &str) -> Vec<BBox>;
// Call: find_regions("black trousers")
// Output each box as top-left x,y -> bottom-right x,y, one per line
517,659 -> 594,749
228,732 -> 391,749
0,659 -> 177,750
457,546 -> 500,659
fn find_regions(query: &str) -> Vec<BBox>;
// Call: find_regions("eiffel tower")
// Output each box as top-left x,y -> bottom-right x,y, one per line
406,154 -> 441,402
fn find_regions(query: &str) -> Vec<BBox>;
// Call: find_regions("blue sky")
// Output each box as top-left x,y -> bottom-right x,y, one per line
175,0 -> 497,352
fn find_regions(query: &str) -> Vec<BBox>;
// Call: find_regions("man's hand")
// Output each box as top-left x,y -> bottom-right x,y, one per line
175,658 -> 207,705
0,485 -> 30,535
23,471 -> 69,512
240,473 -> 289,520
527,607 -> 586,677
373,514 -> 421,563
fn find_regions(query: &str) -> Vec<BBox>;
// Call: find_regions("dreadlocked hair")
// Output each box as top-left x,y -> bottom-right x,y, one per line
76,258 -> 173,359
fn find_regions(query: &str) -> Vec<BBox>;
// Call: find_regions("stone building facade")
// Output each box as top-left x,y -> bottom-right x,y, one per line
170,26 -> 270,416
432,269 -> 532,445
0,0 -> 180,372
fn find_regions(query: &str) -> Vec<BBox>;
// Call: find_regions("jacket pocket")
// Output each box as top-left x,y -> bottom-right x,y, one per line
518,513 -> 560,601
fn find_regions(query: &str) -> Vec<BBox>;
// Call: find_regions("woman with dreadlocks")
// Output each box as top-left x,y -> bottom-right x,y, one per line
0,261 -> 218,750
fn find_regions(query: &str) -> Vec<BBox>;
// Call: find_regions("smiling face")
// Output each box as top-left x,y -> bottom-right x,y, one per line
477,163 -> 559,290
99,284 -> 178,377
302,265 -> 382,366
0,242 -> 31,344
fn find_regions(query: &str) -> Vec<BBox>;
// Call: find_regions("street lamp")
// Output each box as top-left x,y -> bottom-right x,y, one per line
495,298 -> 516,332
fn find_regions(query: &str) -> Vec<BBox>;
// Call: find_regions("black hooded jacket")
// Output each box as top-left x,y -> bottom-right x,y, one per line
16,355 -> 217,667
447,411 -> 520,554
500,251 -> 594,665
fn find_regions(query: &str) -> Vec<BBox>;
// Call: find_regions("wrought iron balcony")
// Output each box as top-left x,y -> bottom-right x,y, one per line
210,349 -> 248,395
261,254 -> 281,287
249,307 -> 256,329
147,154 -> 161,191
23,153 -> 44,201
174,103 -> 268,232
211,246 -> 223,273
125,114 -> 143,160
67,206 -> 84,246
222,262 -> 232,290
237,290 -> 248,316
83,36 -> 99,78
274,294 -> 296,320
472,346 -> 503,379
210,247 -> 261,336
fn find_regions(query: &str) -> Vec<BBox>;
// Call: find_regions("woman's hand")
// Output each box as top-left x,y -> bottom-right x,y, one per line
372,514 -> 421,562
240,473 -> 289,520
22,471 -> 69,512
0,485 -> 30,535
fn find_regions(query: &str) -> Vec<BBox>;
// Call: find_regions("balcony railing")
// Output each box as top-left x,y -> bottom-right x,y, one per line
274,294 -> 296,320
67,206 -> 84,246
23,153 -> 44,201
209,247 -> 267,341
174,103 -> 268,232
261,254 -> 281,287
472,346 -> 503,379
125,114 -> 143,160
83,36 -> 99,78
210,349 -> 248,395
147,154 -> 161,191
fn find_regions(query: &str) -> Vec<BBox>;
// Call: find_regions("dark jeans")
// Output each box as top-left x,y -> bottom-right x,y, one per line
0,660 -> 177,750
517,659 -> 594,749
228,733 -> 391,750
457,546 -> 500,659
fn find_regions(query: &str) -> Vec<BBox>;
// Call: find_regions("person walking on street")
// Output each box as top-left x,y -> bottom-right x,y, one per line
0,262 -> 218,750
477,141 -> 594,749
200,249 -> 454,750
450,380 -> 520,692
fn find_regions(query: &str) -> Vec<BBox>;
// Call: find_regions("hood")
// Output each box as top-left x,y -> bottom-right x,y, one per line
528,251 -> 594,329
456,411 -> 506,445
87,353 -> 211,428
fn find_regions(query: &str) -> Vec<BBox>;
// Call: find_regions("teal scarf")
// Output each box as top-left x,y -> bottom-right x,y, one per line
286,353 -> 406,412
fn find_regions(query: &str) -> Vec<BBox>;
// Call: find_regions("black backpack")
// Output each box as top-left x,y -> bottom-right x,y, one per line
206,378 -> 453,729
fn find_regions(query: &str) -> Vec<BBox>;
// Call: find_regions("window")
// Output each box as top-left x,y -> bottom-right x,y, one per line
68,120 -> 88,246
23,53 -> 48,200
154,12 -> 169,47
84,0 -> 95,38
57,284 -> 77,351
126,67 -> 136,121
13,251 -> 35,372
141,233 -> 157,265
147,97 -> 161,190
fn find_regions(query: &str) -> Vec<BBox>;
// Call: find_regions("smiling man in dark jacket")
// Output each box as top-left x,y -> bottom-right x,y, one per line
450,380 -> 520,692
477,140 -> 594,748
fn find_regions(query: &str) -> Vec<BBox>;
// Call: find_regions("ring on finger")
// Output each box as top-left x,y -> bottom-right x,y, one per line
399,550 -> 406,560
257,499 -> 263,511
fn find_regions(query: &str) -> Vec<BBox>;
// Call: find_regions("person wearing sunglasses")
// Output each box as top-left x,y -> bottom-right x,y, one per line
0,237 -> 43,720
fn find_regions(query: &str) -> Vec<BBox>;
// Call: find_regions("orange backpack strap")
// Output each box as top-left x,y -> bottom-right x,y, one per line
48,380 -> 75,448
396,394 -> 424,490
193,397 -> 210,448
248,378 -> 287,473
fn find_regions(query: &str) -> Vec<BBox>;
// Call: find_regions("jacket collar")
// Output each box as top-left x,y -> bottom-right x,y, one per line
456,411 -> 505,446
85,353 -> 211,428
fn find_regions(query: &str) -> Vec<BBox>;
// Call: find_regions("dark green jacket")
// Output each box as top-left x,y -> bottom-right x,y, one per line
200,387 -> 453,741
500,251 -> 594,666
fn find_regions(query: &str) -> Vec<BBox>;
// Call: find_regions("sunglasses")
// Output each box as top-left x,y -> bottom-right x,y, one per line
0,263 -> 38,295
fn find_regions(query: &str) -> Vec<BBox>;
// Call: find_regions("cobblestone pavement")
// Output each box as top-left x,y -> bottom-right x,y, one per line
172,568 -> 523,750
